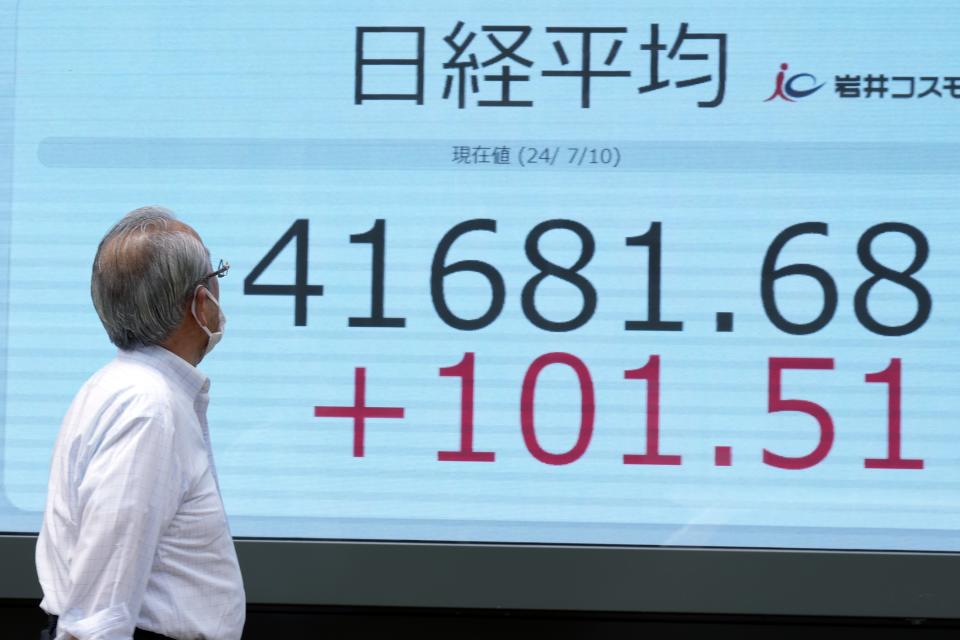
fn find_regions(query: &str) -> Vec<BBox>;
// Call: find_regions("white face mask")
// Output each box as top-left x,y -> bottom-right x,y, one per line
191,285 -> 226,357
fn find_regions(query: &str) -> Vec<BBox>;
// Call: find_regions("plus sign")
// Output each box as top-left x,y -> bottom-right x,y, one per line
314,367 -> 405,457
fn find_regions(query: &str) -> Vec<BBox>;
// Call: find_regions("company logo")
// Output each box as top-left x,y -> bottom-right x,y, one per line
765,63 -> 825,102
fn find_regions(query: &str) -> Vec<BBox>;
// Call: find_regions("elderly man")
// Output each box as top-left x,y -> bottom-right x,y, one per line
36,207 -> 245,640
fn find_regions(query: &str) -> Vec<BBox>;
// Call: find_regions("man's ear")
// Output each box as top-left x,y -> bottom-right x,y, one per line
190,285 -> 207,324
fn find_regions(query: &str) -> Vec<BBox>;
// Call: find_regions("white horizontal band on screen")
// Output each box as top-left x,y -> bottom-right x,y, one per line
36,137 -> 960,173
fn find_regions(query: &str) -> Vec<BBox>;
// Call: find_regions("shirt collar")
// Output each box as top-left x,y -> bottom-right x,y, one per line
117,344 -> 211,399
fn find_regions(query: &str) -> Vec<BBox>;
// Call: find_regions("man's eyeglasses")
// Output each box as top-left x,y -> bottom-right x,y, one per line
193,259 -> 230,289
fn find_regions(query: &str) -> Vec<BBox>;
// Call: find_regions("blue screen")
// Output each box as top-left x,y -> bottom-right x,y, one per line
2,0 -> 959,551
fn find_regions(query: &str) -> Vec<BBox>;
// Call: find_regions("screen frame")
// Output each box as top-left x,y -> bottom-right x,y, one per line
2,533 -> 958,618
2,1 -> 958,622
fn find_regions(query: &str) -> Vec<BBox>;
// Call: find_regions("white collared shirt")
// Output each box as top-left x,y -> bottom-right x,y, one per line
36,345 -> 245,640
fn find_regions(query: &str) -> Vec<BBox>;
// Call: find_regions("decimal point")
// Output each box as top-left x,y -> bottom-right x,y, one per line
714,446 -> 733,466
716,312 -> 734,332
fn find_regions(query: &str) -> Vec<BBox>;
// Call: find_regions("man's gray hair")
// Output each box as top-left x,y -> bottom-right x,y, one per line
91,206 -> 211,350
